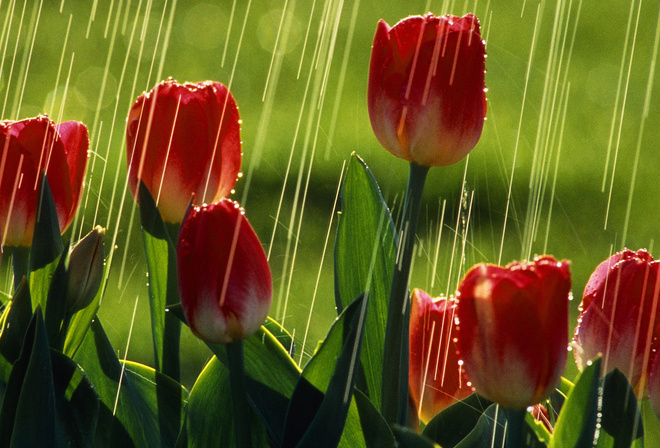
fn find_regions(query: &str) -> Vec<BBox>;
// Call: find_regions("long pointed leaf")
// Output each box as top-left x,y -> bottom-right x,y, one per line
139,181 -> 181,381
596,368 -> 644,448
353,389 -> 396,448
29,175 -> 64,313
282,294 -> 368,448
73,319 -> 187,447
0,310 -> 57,446
0,278 -> 32,374
335,153 -> 396,407
45,242 -> 69,348
422,393 -> 493,448
549,358 -> 602,448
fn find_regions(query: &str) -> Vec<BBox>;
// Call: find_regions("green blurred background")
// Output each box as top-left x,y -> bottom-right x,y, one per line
1,0 -> 660,430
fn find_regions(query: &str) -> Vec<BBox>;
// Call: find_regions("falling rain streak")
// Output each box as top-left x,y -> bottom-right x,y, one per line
0,0 -> 659,395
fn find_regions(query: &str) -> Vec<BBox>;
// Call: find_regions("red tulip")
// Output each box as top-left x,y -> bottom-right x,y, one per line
531,404 -> 553,433
573,249 -> 660,394
456,256 -> 571,409
368,13 -> 486,167
409,289 -> 471,422
0,116 -> 88,247
126,79 -> 241,223
177,199 -> 272,345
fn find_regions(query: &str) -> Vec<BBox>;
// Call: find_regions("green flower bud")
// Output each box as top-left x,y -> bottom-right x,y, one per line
66,226 -> 105,313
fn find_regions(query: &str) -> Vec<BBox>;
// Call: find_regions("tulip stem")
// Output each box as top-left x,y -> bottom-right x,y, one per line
163,222 -> 181,382
11,246 -> 30,292
227,340 -> 253,448
502,407 -> 527,448
381,162 -> 429,426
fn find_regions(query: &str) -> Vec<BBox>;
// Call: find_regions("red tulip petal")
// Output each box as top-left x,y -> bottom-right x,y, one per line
56,121 -> 89,230
457,257 -> 570,409
126,79 -> 242,223
409,289 -> 471,422
367,13 -> 486,167
177,199 -> 272,344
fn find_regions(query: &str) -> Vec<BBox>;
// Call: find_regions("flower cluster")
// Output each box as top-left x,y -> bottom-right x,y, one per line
128,79 -> 272,345
410,257 -> 571,420
0,6 -> 657,448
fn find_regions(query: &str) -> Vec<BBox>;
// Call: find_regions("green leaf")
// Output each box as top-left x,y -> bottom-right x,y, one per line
44,242 -> 69,348
62,267 -> 106,359
334,153 -> 396,408
393,426 -> 441,448
353,389 -> 396,448
28,251 -> 63,315
526,411 -> 552,445
281,294 -> 367,448
206,322 -> 301,444
0,308 -> 99,447
595,368 -> 644,448
422,393 -> 493,447
455,404 -> 506,448
441,404 -> 546,448
264,316 -> 295,356
0,309 -> 58,447
0,291 -> 11,307
0,278 -> 33,376
30,174 -> 64,273
186,357 -> 270,448
549,358 -> 602,448
139,181 -> 181,381
50,349 -> 101,448
73,319 -> 187,448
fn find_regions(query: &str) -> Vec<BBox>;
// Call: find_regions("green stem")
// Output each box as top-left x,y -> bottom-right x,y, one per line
163,222 -> 181,382
502,407 -> 527,448
11,246 -> 30,292
381,162 -> 429,426
227,340 -> 252,448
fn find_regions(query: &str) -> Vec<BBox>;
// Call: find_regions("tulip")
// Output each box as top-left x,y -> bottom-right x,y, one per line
368,13 -> 486,167
126,79 -> 242,224
177,199 -> 272,345
66,226 -> 105,314
531,404 -> 553,433
0,116 -> 89,247
456,256 -> 571,409
573,249 -> 660,394
409,288 -> 471,422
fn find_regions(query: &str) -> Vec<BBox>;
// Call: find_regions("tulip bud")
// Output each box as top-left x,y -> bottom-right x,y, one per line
126,79 -> 242,224
531,404 -> 553,433
368,14 -> 486,167
573,249 -> 660,394
66,226 -> 105,314
177,199 -> 272,345
409,289 -> 471,422
456,256 -> 571,409
0,116 -> 89,247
